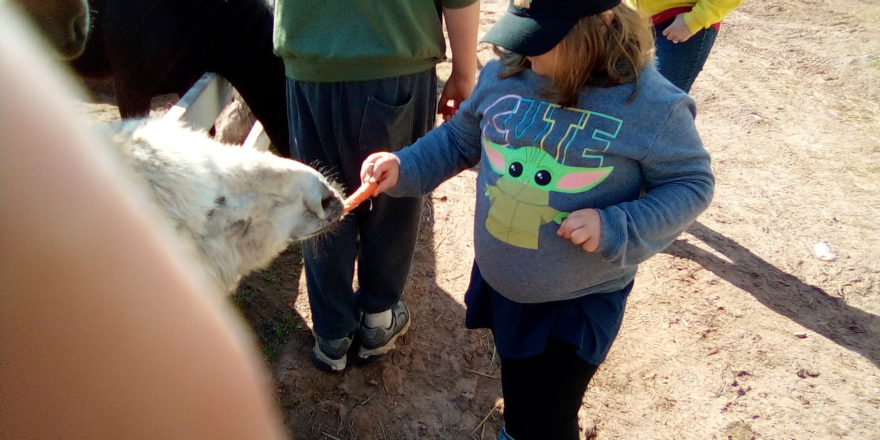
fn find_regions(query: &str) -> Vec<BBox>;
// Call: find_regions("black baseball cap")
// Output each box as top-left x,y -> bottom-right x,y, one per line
481,0 -> 621,56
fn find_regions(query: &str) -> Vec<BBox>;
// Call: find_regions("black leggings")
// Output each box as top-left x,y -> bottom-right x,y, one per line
500,338 -> 599,440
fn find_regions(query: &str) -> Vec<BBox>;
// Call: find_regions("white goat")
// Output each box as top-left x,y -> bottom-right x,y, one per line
102,118 -> 344,293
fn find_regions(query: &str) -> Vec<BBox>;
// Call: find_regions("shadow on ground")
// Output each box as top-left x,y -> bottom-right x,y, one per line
665,222 -> 879,368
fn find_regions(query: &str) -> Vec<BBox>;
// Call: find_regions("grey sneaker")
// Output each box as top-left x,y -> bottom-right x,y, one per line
357,301 -> 411,362
311,333 -> 352,373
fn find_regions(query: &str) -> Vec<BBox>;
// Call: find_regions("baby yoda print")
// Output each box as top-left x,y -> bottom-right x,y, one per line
483,139 -> 613,249
477,94 -> 623,249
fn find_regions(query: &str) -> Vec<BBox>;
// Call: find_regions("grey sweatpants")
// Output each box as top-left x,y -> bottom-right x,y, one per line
285,69 -> 438,339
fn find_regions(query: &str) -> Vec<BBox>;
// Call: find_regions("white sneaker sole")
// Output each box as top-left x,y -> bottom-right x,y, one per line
312,345 -> 347,372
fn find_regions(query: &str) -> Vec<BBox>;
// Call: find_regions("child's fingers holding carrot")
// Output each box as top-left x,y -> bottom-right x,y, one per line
360,152 -> 401,194
346,152 -> 401,213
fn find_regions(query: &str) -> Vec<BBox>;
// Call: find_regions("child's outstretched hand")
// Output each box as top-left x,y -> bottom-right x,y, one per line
360,152 -> 401,195
557,208 -> 602,252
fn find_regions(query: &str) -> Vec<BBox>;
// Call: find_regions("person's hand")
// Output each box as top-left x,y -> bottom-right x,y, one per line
557,208 -> 602,252
662,13 -> 694,44
360,152 -> 401,195
437,70 -> 475,121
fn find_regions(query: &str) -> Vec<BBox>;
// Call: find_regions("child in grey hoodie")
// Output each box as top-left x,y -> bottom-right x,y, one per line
361,1 -> 714,438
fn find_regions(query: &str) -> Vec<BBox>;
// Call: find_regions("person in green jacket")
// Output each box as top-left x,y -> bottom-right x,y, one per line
273,0 -> 479,372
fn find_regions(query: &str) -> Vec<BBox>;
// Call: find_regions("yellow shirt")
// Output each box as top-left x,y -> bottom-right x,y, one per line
626,0 -> 744,33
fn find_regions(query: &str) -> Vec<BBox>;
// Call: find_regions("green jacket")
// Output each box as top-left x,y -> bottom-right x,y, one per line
273,0 -> 476,82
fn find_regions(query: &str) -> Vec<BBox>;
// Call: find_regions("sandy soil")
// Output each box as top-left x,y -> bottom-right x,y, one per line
77,0 -> 880,438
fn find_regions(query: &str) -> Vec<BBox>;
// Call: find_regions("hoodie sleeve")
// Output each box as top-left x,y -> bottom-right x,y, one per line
596,96 -> 715,267
388,65 -> 493,197
683,0 -> 744,32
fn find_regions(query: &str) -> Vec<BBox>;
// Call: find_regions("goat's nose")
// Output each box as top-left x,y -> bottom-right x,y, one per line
316,188 -> 344,220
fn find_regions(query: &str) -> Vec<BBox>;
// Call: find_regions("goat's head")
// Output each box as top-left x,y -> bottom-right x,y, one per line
202,147 -> 345,289
238,156 -> 345,243
104,118 -> 345,292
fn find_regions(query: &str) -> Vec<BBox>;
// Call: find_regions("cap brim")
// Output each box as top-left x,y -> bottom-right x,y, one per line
480,11 -> 577,57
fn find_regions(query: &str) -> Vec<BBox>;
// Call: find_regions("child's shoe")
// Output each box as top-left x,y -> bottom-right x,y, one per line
357,300 -> 410,362
311,333 -> 353,372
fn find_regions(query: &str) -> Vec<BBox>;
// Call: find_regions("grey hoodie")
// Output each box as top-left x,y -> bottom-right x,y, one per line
391,60 -> 714,303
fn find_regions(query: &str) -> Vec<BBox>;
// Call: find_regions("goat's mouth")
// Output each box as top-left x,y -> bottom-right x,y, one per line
291,220 -> 340,241
291,209 -> 344,242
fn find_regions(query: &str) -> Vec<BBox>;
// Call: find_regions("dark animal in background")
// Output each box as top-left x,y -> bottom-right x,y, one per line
11,0 -> 90,59
70,0 -> 291,157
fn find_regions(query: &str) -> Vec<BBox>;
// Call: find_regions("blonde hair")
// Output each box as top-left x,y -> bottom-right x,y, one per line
499,4 -> 654,107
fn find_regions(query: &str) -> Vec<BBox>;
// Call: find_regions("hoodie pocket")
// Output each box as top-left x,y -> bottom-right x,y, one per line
358,93 -> 415,154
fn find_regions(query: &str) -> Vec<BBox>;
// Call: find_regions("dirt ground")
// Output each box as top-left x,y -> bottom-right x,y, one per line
76,0 -> 880,438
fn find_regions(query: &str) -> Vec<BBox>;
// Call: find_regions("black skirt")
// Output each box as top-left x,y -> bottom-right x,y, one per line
464,262 -> 633,365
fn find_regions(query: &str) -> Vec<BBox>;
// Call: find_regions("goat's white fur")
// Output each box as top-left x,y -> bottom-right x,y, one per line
102,118 -> 344,293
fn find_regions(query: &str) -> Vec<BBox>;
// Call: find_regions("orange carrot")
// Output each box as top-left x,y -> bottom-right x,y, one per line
343,180 -> 378,213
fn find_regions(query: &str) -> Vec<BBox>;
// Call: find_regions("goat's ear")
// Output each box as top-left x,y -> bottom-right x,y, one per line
230,218 -> 252,236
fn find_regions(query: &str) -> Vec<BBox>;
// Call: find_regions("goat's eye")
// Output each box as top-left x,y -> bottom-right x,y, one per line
508,162 -> 523,177
534,170 -> 551,186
